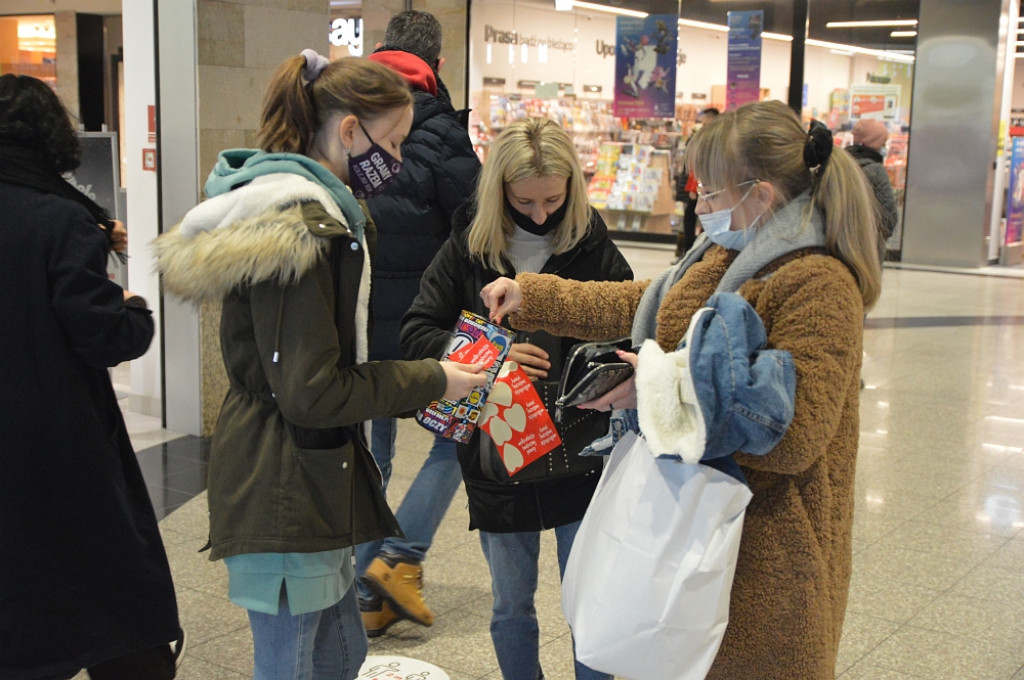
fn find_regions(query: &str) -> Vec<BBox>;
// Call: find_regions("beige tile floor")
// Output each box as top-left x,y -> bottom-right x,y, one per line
122,246 -> 1024,680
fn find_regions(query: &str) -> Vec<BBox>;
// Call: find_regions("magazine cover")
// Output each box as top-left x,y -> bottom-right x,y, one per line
415,310 -> 515,443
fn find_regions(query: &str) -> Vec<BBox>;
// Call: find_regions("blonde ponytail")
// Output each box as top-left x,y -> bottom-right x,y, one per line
687,100 -> 881,309
812,147 -> 881,308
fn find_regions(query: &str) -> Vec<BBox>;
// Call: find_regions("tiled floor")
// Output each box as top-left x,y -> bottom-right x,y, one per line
113,245 -> 1024,679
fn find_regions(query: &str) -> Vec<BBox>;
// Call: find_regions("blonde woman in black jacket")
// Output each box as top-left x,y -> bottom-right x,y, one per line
401,117 -> 632,680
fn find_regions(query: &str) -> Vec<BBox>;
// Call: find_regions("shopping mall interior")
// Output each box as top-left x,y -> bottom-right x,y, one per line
2,0 -> 1024,678
105,250 -> 1024,680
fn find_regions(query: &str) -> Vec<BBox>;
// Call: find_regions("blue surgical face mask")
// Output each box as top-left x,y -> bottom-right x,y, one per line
698,182 -> 762,251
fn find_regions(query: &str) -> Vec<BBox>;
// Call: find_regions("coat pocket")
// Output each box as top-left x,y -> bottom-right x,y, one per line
290,443 -> 355,540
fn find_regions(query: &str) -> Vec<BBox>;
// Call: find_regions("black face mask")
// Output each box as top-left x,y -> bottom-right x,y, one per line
506,198 -> 569,235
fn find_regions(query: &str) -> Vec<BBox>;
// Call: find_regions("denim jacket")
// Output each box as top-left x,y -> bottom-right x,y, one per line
589,293 -> 796,482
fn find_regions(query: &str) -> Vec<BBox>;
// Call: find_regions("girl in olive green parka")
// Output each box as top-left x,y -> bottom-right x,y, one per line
155,53 -> 485,680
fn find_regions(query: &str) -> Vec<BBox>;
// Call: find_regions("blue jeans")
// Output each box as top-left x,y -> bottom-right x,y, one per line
479,523 -> 612,680
355,417 -> 462,599
247,584 -> 367,680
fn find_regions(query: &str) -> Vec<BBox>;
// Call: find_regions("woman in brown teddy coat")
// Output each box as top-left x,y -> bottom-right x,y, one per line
481,100 -> 882,680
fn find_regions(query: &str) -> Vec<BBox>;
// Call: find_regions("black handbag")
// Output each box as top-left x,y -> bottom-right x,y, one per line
478,378 -> 607,484
554,338 -> 635,422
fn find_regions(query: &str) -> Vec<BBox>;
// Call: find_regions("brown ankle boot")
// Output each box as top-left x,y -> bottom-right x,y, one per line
359,596 -> 404,638
363,553 -> 435,626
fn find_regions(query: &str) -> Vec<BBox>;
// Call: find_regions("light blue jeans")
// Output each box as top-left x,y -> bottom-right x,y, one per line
247,584 -> 366,680
479,523 -> 612,680
355,417 -> 462,599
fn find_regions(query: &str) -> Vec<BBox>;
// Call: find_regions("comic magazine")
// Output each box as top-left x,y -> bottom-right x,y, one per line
415,311 -> 515,443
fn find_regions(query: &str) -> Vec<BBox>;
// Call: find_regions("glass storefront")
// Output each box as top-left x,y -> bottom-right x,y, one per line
0,14 -> 56,85
466,0 -> 918,248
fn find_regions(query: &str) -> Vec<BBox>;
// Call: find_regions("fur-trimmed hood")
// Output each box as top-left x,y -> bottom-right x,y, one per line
155,173 -> 357,302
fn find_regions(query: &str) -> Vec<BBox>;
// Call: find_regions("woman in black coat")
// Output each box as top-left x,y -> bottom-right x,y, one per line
0,75 -> 182,680
400,118 -> 632,680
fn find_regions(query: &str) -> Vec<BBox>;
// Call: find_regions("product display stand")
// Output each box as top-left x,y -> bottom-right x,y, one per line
588,142 -> 675,234
469,90 -> 620,171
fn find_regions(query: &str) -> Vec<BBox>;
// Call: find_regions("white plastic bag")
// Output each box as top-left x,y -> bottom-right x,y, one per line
561,432 -> 752,680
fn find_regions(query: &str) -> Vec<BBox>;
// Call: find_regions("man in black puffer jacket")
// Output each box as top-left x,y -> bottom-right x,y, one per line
357,9 -> 482,638
846,118 -> 898,266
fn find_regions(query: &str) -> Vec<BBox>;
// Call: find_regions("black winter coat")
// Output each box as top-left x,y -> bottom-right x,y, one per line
0,182 -> 179,679
401,203 -> 633,532
366,82 -> 481,362
846,144 -> 899,261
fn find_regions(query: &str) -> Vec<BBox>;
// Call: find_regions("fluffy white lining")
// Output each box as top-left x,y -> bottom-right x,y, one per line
180,173 -> 348,238
635,318 -> 708,463
357,240 -> 371,445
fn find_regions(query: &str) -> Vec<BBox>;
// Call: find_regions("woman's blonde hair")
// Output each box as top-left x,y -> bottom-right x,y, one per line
257,56 -> 412,154
468,117 -> 590,273
687,100 -> 881,309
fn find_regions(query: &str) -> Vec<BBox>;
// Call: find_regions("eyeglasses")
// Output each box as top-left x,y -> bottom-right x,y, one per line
695,179 -> 760,204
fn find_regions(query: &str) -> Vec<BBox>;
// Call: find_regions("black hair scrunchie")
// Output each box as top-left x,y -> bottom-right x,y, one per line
803,119 -> 833,171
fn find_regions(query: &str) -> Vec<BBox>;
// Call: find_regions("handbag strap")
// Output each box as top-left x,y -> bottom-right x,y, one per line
753,246 -> 828,280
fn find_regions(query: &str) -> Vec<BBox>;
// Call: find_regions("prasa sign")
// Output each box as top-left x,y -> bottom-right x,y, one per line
330,17 -> 363,56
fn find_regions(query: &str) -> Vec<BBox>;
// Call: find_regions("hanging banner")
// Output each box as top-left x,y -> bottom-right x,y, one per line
725,10 -> 763,111
613,15 -> 678,119
1005,136 -> 1024,246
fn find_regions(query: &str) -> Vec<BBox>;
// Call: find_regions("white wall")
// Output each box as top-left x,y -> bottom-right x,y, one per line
121,1 -> 162,417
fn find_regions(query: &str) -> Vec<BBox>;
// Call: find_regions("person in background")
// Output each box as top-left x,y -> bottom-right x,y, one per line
846,117 -> 898,265
356,9 -> 483,638
154,53 -> 486,680
674,107 -> 719,261
401,117 -> 632,680
482,100 -> 881,679
0,73 -> 183,680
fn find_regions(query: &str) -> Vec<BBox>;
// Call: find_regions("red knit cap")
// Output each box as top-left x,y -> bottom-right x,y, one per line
852,118 -> 889,151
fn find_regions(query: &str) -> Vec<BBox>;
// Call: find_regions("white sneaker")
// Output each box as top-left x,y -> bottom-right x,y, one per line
170,628 -> 187,673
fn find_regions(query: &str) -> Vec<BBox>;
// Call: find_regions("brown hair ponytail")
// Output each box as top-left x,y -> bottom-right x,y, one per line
257,55 -> 412,155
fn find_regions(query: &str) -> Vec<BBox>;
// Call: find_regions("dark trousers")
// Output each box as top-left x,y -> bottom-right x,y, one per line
37,644 -> 175,680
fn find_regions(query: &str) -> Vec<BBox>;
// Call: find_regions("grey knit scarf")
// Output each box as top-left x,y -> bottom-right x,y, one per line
631,191 -> 825,346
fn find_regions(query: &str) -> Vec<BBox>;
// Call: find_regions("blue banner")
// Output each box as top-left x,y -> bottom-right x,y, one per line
726,10 -> 763,111
1006,136 -> 1024,245
613,15 -> 678,119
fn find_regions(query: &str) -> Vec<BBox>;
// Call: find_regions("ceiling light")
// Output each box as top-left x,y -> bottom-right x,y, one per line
572,1 -> 648,18
16,16 -> 56,53
555,0 -> 573,10
826,20 -> 918,29
891,30 -> 918,38
985,415 -> 1024,424
806,38 -> 915,63
674,17 -> 914,63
